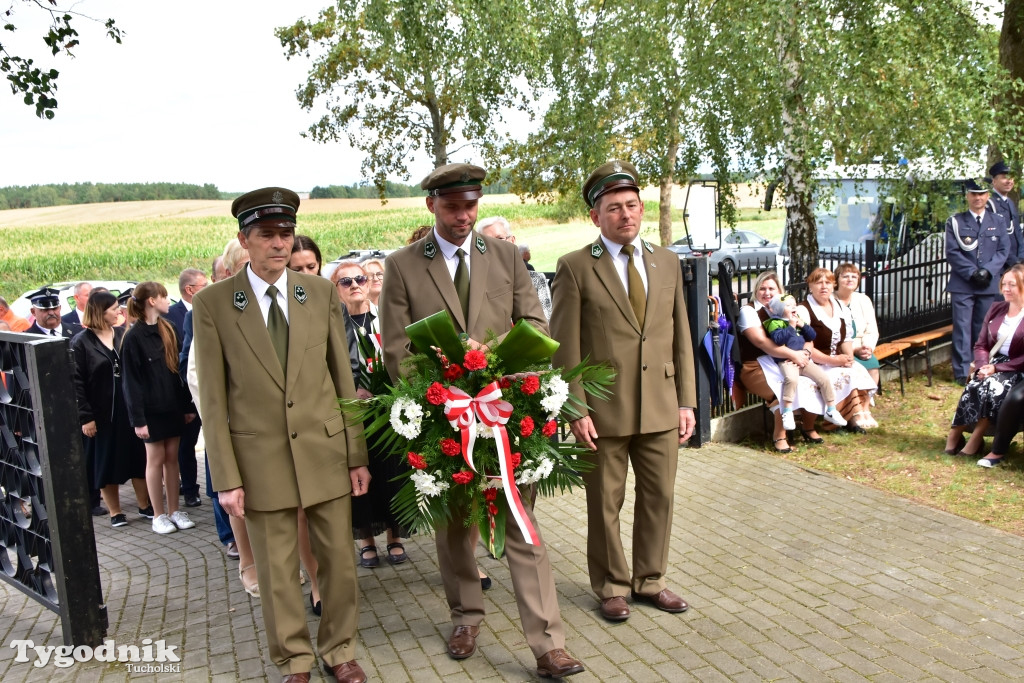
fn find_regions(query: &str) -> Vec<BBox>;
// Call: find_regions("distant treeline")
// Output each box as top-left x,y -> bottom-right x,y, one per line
0,182 -> 223,210
310,174 -> 512,199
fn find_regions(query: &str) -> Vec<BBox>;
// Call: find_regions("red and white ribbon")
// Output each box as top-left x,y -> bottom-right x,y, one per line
443,382 -> 539,545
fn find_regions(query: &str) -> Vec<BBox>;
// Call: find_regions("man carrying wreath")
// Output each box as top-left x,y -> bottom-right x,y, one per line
380,163 -> 585,679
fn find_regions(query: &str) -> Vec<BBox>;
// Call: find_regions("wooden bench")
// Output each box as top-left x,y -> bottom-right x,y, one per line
873,341 -> 911,395
892,324 -> 953,387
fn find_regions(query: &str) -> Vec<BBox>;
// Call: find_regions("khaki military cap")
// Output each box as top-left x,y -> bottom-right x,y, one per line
421,163 -> 487,200
231,187 -> 300,230
583,159 -> 640,208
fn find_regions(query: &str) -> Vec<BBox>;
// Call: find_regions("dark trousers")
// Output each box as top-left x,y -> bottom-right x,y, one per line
951,293 -> 997,380
82,435 -> 101,509
177,415 -> 201,496
992,381 -> 1024,455
205,457 -> 234,546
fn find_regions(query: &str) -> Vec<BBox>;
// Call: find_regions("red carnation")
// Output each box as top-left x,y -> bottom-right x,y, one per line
452,470 -> 474,485
541,420 -> 558,437
488,502 -> 499,516
511,452 -> 522,469
443,364 -> 464,381
499,377 -> 513,389
520,416 -> 535,437
484,487 -> 498,501
426,382 -> 447,405
440,438 -> 461,456
463,350 -> 487,371
407,452 -> 427,470
521,375 -> 540,395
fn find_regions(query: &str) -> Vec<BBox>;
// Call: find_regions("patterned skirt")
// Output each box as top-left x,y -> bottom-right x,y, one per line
951,355 -> 1023,427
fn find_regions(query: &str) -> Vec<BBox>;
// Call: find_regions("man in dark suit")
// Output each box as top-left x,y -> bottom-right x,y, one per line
380,164 -> 585,679
550,160 -> 696,623
194,188 -> 369,683
60,281 -> 91,337
26,288 -> 75,339
987,161 -> 1024,266
946,179 -> 1011,383
164,268 -> 208,507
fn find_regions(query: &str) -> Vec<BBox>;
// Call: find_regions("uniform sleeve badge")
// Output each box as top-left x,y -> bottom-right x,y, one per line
591,243 -> 604,258
423,241 -> 437,259
293,285 -> 307,304
475,236 -> 487,254
233,291 -> 248,310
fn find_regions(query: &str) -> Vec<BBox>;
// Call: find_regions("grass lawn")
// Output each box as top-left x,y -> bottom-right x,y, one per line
744,360 -> 1024,537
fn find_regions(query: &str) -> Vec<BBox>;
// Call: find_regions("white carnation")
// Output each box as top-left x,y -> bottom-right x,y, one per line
390,398 -> 424,439
411,470 -> 449,497
540,376 -> 569,414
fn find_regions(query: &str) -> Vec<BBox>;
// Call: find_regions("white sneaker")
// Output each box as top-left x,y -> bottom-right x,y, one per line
169,510 -> 196,530
823,409 -> 847,427
781,410 -> 796,431
152,514 -> 177,534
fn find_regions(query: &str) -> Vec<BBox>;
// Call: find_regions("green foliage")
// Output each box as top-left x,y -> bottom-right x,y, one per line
1,1 -> 122,118
0,182 -> 221,209
310,174 -> 511,199
277,0 -> 535,197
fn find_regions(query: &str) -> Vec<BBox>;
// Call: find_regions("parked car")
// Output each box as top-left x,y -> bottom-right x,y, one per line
668,230 -> 778,275
322,249 -> 394,280
10,280 -> 138,319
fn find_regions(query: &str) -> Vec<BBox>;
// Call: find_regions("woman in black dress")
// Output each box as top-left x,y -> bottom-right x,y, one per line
331,261 -> 410,568
121,281 -> 197,535
71,290 -> 150,528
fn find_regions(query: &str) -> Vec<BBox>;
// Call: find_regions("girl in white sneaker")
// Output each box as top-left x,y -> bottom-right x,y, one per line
121,282 -> 198,534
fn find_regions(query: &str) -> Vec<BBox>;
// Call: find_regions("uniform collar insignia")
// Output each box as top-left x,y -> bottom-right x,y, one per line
475,236 -> 487,254
233,291 -> 248,310
424,241 -> 437,259
642,239 -> 654,253
591,243 -> 604,258
293,284 -> 307,304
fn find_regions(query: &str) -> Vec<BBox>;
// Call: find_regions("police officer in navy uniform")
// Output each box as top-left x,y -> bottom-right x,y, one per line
986,161 -> 1024,266
946,179 -> 1011,384
25,288 -> 74,338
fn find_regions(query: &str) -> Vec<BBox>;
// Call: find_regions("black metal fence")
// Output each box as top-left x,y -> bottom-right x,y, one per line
0,332 -> 107,646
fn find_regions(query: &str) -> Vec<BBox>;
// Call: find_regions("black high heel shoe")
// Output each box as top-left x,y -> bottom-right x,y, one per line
773,438 -> 792,454
799,428 -> 824,444
309,592 -> 322,617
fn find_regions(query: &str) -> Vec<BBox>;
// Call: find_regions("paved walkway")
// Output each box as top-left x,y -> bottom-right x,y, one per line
3,442 -> 1024,682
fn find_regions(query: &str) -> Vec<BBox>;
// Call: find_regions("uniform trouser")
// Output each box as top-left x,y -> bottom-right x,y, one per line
436,489 -> 564,658
583,428 -> 678,599
992,380 -> 1024,454
177,415 -> 201,496
951,293 -> 997,380
245,496 -> 359,674
779,360 -> 835,404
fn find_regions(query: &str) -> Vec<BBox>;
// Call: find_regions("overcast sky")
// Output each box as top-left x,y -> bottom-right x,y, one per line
0,1 -> 444,193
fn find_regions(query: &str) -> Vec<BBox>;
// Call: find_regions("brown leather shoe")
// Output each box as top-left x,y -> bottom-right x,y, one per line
329,660 -> 366,683
631,588 -> 689,613
599,596 -> 630,622
536,648 -> 585,678
447,624 -> 479,659
282,674 -> 310,683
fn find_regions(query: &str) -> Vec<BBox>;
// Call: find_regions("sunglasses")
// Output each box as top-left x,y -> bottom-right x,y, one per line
337,275 -> 368,287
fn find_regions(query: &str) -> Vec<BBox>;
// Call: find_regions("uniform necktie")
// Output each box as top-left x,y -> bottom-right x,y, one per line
51,329 -> 58,337
454,248 -> 470,319
622,244 -> 646,328
265,285 -> 288,372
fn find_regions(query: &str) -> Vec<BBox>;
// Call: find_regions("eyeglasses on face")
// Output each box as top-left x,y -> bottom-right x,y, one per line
336,275 -> 368,287
366,272 -> 384,281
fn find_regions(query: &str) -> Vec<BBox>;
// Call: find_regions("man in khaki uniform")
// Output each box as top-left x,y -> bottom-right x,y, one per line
193,188 -> 370,683
380,163 -> 584,679
550,160 -> 696,622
